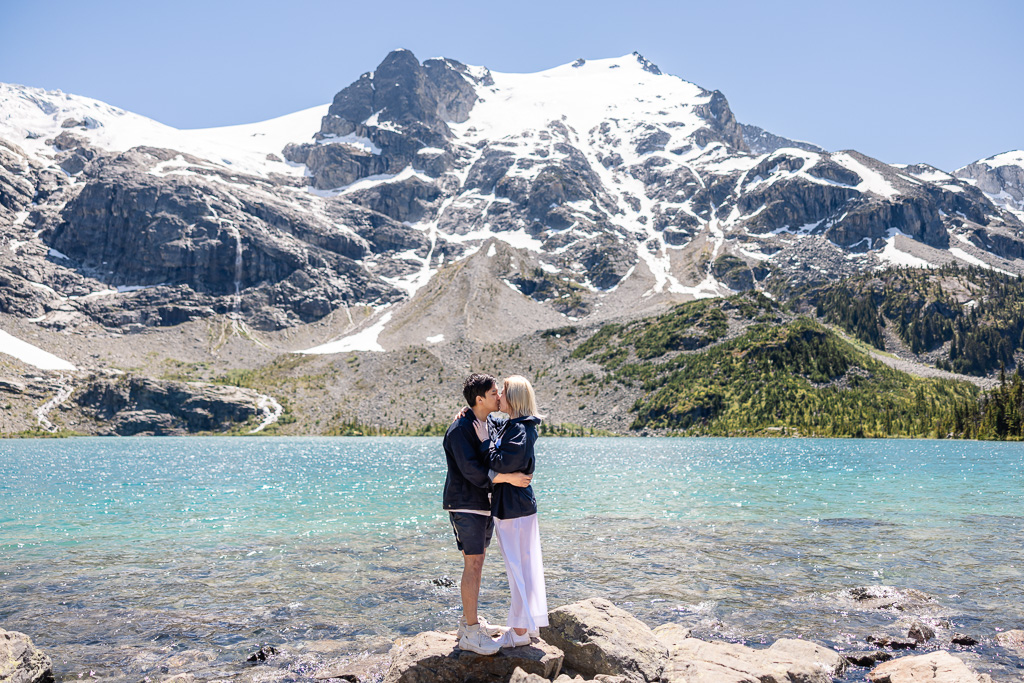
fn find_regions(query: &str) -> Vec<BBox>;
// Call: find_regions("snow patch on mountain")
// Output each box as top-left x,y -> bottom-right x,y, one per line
299,310 -> 393,354
0,329 -> 76,370
0,82 -> 326,177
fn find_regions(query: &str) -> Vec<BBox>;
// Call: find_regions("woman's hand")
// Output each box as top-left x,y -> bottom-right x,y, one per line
493,471 -> 533,487
473,418 -> 488,442
453,406 -> 470,421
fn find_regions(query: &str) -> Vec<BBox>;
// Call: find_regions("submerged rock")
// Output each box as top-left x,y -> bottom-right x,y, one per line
382,630 -> 563,683
247,645 -> 279,662
993,629 -> 1024,652
540,598 -> 667,683
844,586 -> 938,612
0,629 -> 53,683
161,675 -> 195,683
867,651 -> 992,683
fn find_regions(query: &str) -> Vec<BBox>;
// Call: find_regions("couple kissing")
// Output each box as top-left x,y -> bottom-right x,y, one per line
441,373 -> 548,655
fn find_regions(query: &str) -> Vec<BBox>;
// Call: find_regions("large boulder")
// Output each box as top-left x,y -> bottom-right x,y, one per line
382,631 -> 563,683
993,629 -> 1024,652
540,598 -> 667,683
867,651 -> 992,683
658,636 -> 844,683
0,629 -> 53,683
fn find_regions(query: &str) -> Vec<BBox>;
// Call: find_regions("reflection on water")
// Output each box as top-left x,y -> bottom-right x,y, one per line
2,437 -> 1023,681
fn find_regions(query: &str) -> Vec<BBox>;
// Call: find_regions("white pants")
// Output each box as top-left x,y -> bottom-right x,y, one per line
494,513 -> 549,631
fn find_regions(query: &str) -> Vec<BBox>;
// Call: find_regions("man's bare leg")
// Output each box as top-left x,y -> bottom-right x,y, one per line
461,552 -> 485,625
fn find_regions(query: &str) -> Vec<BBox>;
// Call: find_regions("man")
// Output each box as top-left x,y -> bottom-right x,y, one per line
442,373 -> 532,655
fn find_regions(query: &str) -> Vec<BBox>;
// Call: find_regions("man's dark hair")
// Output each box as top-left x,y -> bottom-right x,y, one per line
463,373 -> 496,409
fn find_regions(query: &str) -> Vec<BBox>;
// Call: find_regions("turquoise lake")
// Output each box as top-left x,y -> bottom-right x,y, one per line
1,437 -> 1022,681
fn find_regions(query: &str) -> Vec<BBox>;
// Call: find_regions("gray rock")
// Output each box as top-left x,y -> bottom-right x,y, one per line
949,634 -> 978,647
741,123 -> 826,155
633,127 -> 670,156
550,673 -> 626,683
161,675 -> 195,683
0,629 -> 53,683
464,147 -> 516,194
234,665 -> 300,683
867,651 -> 992,683
346,176 -> 442,223
907,622 -> 935,644
540,598 -> 667,683
661,637 -> 845,683
247,645 -> 279,662
382,630 -> 563,683
956,157 -> 1024,212
712,254 -> 757,291
993,628 -> 1024,652
74,376 -> 261,435
843,586 -> 939,612
845,651 -> 895,667
867,635 -> 919,650
691,90 -> 747,152
0,378 -> 27,393
313,653 -> 389,681
652,624 -> 692,650
511,667 -> 553,683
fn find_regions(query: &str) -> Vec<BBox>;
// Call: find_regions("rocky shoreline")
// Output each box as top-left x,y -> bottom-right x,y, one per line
4,592 -> 1022,683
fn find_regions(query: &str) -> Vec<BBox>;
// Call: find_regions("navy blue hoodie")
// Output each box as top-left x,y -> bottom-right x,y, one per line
488,414 -> 542,520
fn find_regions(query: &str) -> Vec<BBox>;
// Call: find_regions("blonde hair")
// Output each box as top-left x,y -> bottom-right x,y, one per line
502,375 -> 543,419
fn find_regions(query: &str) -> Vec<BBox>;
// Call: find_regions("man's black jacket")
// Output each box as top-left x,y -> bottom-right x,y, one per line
442,411 -> 491,511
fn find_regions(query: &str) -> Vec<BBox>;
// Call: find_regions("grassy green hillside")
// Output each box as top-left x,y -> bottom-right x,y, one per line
802,264 -> 1024,376
572,296 -> 980,437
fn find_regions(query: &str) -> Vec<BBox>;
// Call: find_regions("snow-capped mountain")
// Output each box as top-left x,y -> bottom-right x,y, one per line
2,50 -> 1023,356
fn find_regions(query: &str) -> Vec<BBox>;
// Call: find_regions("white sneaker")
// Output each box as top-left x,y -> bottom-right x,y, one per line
458,616 -> 502,638
496,629 -> 532,648
458,622 -> 501,656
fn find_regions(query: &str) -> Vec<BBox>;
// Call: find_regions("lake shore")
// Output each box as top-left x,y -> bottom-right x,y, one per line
5,593 -> 1022,683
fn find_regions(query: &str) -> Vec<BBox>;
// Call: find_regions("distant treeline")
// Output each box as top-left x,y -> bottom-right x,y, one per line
807,265 -> 1024,376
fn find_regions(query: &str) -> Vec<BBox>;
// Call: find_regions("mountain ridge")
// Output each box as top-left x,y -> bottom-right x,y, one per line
2,49 -> 1024,435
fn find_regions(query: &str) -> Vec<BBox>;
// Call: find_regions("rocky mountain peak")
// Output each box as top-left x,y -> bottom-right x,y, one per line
3,52 -> 1024,359
631,51 -> 662,75
323,49 -> 483,134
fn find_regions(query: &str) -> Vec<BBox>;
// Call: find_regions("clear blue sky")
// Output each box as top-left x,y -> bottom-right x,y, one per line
2,0 -> 1021,171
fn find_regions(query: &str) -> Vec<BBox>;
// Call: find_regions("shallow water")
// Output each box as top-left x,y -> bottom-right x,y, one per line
2,437 -> 1023,680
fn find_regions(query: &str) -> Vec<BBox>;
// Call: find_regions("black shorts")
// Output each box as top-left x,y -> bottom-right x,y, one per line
448,512 -> 493,556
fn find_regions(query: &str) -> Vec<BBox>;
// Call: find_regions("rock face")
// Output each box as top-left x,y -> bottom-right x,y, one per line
867,651 -> 992,683
41,153 -> 402,327
74,376 -> 261,435
382,631 -> 563,683
0,629 -> 54,683
540,598 -> 667,683
658,635 -> 845,683
956,153 -> 1024,214
4,55 -> 1024,351
741,123 -> 826,156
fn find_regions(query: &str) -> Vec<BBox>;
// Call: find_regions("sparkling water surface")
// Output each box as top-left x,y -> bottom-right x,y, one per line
2,437 -> 1022,681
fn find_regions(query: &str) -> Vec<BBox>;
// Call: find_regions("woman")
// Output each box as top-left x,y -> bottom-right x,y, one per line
475,375 -> 548,647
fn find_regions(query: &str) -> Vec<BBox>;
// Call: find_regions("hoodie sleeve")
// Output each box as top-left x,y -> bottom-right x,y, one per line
488,421 -> 531,473
450,422 -> 492,489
